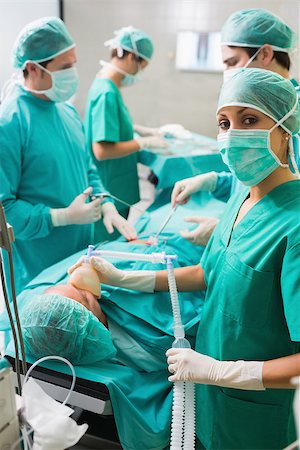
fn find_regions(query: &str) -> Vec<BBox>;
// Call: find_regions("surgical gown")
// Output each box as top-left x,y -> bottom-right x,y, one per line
196,180 -> 300,449
85,78 -> 140,242
0,86 -> 105,294
213,78 -> 300,203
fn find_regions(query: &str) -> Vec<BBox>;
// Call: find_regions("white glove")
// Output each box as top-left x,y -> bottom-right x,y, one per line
68,256 -> 156,293
50,187 -> 102,226
102,202 -> 137,240
135,135 -> 168,150
133,124 -> 160,137
171,172 -> 218,207
166,348 -> 265,391
180,216 -> 219,246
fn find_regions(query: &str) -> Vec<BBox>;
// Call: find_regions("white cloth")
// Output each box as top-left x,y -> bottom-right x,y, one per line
22,378 -> 88,450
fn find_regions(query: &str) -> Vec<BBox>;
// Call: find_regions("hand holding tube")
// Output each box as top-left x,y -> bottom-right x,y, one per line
171,172 -> 218,207
166,348 -> 265,390
68,256 -> 156,292
50,187 -> 102,226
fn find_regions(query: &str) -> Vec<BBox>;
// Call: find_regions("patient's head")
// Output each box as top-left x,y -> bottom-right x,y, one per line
45,283 -> 105,324
20,293 -> 116,365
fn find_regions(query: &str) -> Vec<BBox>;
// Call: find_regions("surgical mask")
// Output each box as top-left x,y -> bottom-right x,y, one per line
223,47 -> 262,83
25,62 -> 79,102
217,99 -> 298,186
99,59 -> 141,87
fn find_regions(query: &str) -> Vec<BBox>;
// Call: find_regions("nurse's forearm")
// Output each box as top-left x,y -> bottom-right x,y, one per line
92,141 -> 140,160
155,265 -> 206,292
262,353 -> 300,388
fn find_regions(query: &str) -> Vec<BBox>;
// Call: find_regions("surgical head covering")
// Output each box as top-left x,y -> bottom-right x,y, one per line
217,68 -> 300,135
105,26 -> 154,61
12,16 -> 75,69
21,294 -> 116,365
221,9 -> 297,52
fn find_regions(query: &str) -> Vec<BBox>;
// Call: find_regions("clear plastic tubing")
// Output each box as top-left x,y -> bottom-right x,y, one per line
166,257 -> 195,450
87,245 -> 177,265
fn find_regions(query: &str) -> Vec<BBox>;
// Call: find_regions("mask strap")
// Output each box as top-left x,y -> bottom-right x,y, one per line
288,137 -> 300,178
269,97 -> 298,134
244,46 -> 263,68
99,59 -> 131,78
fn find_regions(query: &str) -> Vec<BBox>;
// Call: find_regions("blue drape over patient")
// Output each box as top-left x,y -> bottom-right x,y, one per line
2,193 -> 226,450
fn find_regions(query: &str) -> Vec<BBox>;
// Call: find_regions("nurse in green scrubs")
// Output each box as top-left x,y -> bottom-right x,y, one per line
79,68 -> 300,449
85,26 -> 165,242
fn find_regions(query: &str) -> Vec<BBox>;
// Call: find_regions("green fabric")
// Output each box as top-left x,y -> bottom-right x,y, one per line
85,77 -> 139,239
21,294 -> 116,365
2,192 -> 226,449
196,180 -> 300,449
13,17 -> 75,69
138,133 -> 229,189
0,85 -> 105,294
221,8 -> 297,51
218,68 -> 300,135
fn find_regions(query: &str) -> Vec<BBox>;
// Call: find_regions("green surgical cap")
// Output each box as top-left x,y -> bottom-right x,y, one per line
21,294 -> 116,365
217,68 -> 300,135
105,26 -> 154,61
12,16 -> 75,69
221,9 -> 297,52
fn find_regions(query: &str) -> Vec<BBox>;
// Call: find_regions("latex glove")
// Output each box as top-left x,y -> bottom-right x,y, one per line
22,378 -> 88,450
180,216 -> 219,246
171,172 -> 218,207
50,187 -> 101,226
68,256 -> 156,292
166,348 -> 265,391
133,123 -> 160,137
135,135 -> 168,150
102,202 -> 137,240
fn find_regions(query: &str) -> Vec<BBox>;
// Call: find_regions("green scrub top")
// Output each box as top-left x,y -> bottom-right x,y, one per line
85,78 -> 140,241
0,86 -> 105,294
196,180 -> 300,449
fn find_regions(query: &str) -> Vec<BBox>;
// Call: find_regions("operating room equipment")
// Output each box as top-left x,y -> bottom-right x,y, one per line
91,192 -> 145,214
147,205 -> 178,245
0,358 -> 20,450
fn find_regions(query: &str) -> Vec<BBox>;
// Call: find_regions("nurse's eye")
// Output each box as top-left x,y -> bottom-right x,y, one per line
243,116 -> 258,126
218,120 -> 230,130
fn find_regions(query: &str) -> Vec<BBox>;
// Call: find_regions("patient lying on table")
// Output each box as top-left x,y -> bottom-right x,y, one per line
20,261 -> 116,365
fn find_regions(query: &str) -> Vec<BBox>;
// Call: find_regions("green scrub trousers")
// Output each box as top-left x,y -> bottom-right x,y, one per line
85,78 -> 140,243
196,180 -> 300,449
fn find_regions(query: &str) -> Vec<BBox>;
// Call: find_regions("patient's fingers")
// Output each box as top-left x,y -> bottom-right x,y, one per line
67,256 -> 85,274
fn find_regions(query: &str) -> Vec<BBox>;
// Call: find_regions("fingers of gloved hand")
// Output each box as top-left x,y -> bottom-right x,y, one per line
183,216 -> 206,224
67,256 -> 86,275
179,228 -> 198,242
112,217 -> 137,241
82,186 -> 93,196
168,363 -> 177,374
103,215 -> 114,234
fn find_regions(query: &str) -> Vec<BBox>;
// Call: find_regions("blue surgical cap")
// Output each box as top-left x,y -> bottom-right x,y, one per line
21,294 -> 116,365
105,26 -> 154,61
221,9 -> 297,52
12,16 -> 75,69
217,69 -> 300,135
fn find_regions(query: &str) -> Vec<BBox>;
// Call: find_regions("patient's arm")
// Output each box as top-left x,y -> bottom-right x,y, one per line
155,264 -> 205,292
